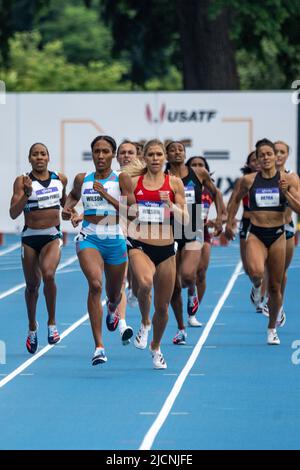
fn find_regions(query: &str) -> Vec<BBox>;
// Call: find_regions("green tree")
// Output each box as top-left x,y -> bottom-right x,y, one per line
37,1 -> 113,65
211,0 -> 300,89
101,0 -> 180,88
1,31 -> 130,91
102,0 -> 300,90
0,0 -> 45,65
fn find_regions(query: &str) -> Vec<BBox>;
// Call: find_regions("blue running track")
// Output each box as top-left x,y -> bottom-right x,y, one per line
0,234 -> 299,450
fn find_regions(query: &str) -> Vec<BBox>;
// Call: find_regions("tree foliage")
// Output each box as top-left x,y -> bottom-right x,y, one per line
0,0 -> 299,91
1,32 -> 130,91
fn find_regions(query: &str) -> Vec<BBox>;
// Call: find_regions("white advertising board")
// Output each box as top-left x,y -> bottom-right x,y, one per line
0,92 -> 297,232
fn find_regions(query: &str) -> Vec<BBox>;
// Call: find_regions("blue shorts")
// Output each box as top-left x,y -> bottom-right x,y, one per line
285,220 -> 295,240
75,221 -> 128,265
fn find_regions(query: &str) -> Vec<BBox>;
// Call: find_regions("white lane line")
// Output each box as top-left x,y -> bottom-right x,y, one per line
204,345 -> 217,349
139,260 -> 242,451
0,295 -> 107,389
57,268 -> 81,274
190,373 -> 205,376
0,255 -> 78,301
170,412 -> 189,416
0,267 -> 22,271
140,412 -> 157,416
0,243 -> 20,257
0,312 -> 88,389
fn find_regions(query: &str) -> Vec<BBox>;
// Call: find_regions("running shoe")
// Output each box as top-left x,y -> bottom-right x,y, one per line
134,323 -> 151,349
262,304 -> 269,317
187,315 -> 202,327
26,326 -> 38,355
267,329 -> 280,346
126,289 -> 138,308
256,297 -> 265,313
92,347 -> 107,366
119,323 -> 133,346
250,285 -> 262,307
173,329 -> 187,345
187,287 -> 199,316
106,301 -> 120,332
276,307 -> 286,328
48,325 -> 60,345
149,345 -> 167,369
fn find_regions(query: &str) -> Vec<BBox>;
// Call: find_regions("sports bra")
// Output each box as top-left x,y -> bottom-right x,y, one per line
81,171 -> 120,217
249,171 -> 286,212
23,171 -> 63,213
134,174 -> 175,224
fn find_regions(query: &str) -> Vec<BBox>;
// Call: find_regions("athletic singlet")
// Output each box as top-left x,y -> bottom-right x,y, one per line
180,168 -> 203,232
23,171 -> 63,213
134,174 -> 175,224
249,171 -> 286,212
81,171 -> 120,217
243,194 -> 250,212
202,189 -> 213,221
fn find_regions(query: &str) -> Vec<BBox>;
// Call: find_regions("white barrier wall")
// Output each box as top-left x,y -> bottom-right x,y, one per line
0,92 -> 297,232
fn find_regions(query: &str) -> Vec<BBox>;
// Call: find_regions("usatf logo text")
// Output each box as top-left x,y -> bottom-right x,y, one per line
145,104 -> 217,123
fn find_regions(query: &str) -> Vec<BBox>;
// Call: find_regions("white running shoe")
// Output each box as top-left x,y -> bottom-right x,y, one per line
250,285 -> 262,307
267,329 -> 280,345
149,346 -> 167,369
134,323 -> 151,349
127,289 -> 138,308
92,347 -> 107,365
187,315 -> 202,327
262,304 -> 269,317
119,322 -> 133,346
256,298 -> 265,313
276,307 -> 286,328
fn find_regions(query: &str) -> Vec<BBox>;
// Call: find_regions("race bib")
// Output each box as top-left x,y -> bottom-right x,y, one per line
255,188 -> 280,208
82,188 -> 105,210
138,201 -> 165,223
36,187 -> 60,209
82,188 -> 116,213
201,202 -> 210,220
184,185 -> 195,204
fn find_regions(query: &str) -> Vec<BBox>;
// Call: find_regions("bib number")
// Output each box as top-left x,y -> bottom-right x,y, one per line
138,201 -> 165,223
255,188 -> 280,208
36,187 -> 60,209
184,186 -> 195,204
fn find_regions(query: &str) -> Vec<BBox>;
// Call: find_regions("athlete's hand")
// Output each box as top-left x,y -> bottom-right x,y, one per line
206,219 -> 214,228
93,181 -> 106,196
23,175 -> 32,196
159,190 -> 172,207
71,212 -> 83,228
279,178 -> 289,194
225,223 -> 235,241
62,207 -> 73,220
213,218 -> 223,237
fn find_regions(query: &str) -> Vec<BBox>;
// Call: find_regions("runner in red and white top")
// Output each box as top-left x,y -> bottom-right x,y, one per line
123,139 -> 188,369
